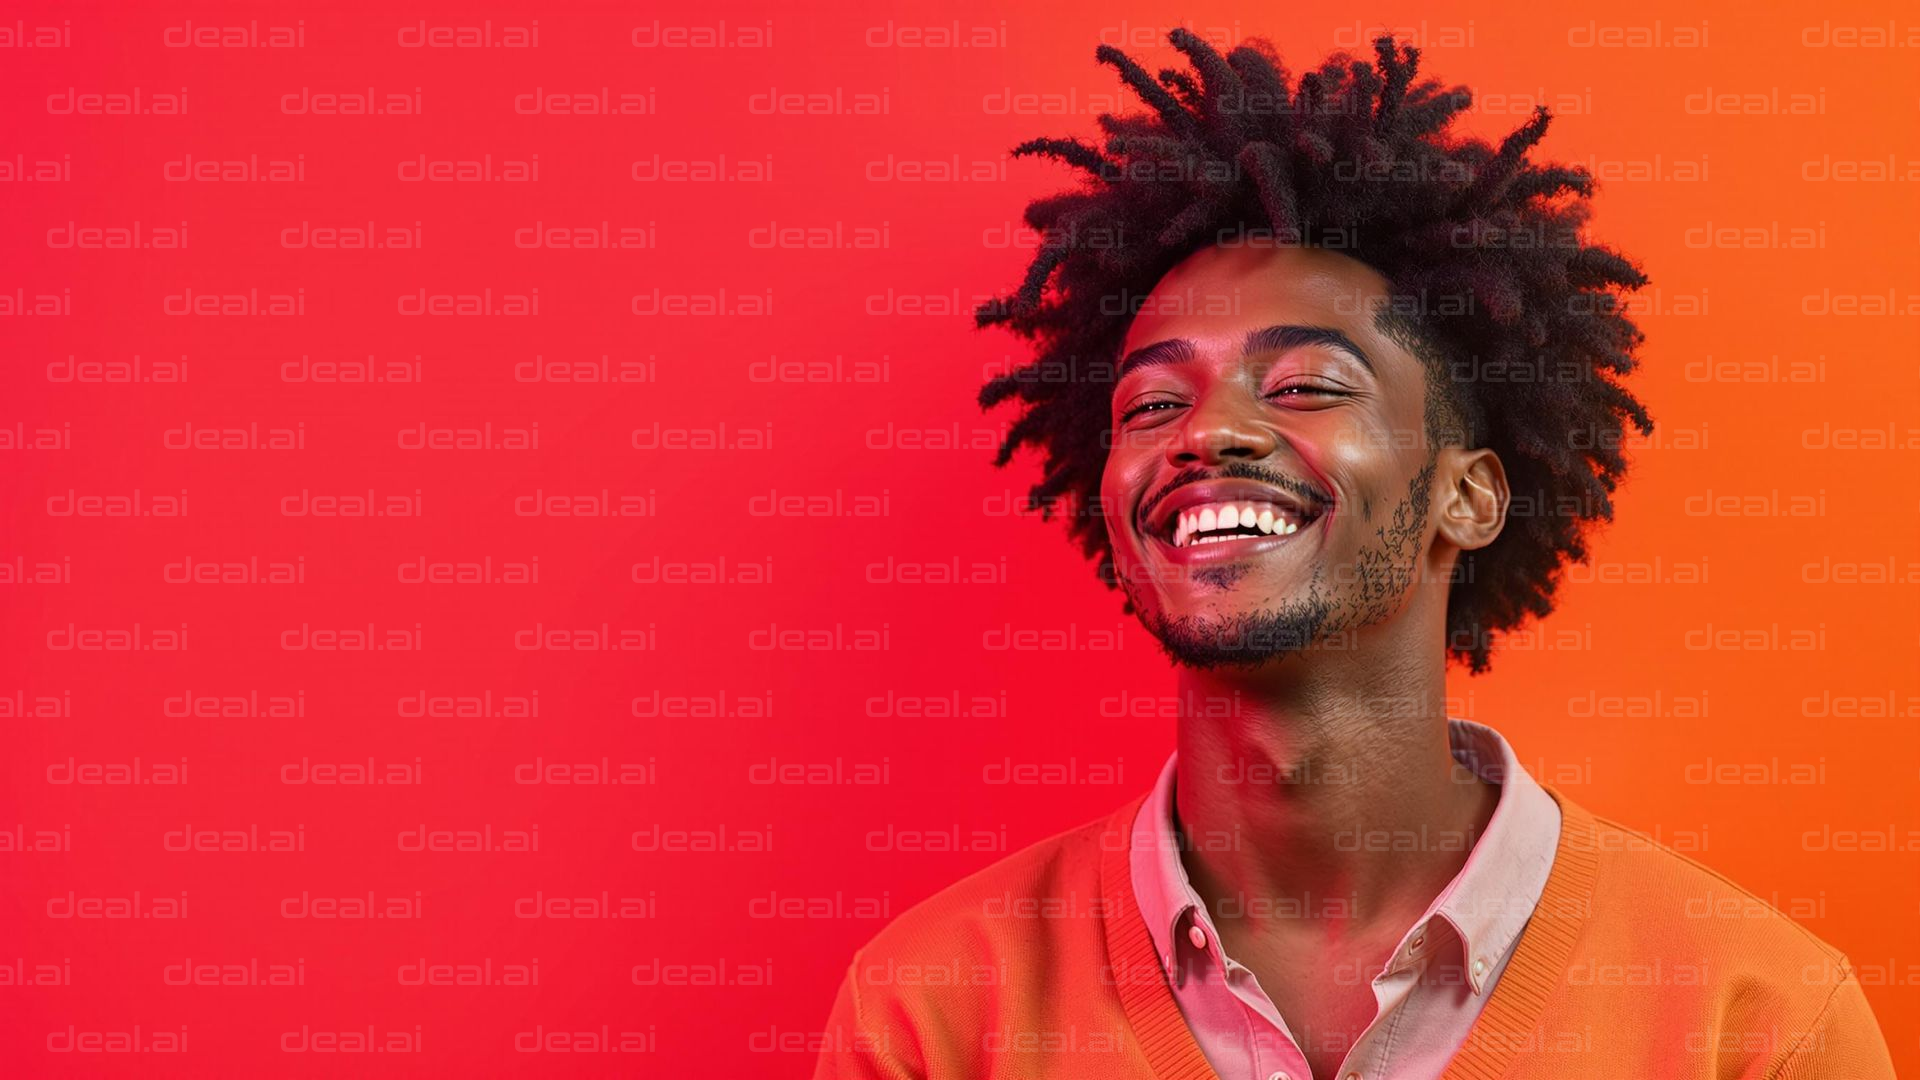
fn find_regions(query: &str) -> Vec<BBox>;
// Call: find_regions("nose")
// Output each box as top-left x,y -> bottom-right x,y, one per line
1166,384 -> 1279,467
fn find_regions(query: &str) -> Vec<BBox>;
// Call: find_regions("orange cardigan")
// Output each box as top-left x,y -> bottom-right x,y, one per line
814,786 -> 1895,1078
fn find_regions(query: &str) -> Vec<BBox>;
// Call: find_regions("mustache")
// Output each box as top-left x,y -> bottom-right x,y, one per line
1137,461 -> 1334,531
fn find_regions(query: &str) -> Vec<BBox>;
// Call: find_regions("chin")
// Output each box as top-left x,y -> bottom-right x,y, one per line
1140,599 -> 1334,671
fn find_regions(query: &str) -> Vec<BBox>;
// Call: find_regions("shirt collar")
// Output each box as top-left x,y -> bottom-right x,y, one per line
1129,749 -> 1204,979
1127,717 -> 1562,994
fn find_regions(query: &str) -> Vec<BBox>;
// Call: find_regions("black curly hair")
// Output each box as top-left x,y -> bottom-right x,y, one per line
974,30 -> 1654,673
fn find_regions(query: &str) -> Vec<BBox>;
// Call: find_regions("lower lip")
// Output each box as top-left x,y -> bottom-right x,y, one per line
1149,514 -> 1326,564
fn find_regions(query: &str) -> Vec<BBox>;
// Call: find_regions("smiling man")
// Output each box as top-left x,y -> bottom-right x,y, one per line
814,32 -> 1894,1080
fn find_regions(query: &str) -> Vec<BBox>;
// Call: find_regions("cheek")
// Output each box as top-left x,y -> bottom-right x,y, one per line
1314,401 -> 1423,510
1098,466 -> 1132,554
1100,450 -> 1151,556
1320,439 -> 1375,514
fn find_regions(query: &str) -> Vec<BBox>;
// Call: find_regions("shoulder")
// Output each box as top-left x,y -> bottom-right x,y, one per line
812,799 -> 1141,1078
1571,799 -> 1848,971
850,798 -> 1131,974
1550,791 -> 1893,1073
1505,787 -> 1896,1068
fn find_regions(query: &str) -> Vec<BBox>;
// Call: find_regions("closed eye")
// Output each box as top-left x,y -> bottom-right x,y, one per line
1121,385 -> 1349,423
1267,384 -> 1349,399
1118,400 -> 1183,423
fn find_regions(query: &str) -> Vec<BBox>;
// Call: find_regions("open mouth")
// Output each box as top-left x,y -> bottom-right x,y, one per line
1166,499 -> 1321,548
1140,477 -> 1332,557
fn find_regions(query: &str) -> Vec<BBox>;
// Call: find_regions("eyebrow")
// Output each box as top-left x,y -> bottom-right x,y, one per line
1114,323 -> 1376,382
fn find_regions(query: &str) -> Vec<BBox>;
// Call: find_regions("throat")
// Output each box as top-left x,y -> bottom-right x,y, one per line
1172,707 -> 1497,927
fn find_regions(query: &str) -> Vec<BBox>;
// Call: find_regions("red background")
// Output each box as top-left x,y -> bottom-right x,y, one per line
3,0 -> 1917,1073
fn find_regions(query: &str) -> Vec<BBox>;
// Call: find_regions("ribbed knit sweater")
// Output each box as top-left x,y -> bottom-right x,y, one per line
814,785 -> 1895,1079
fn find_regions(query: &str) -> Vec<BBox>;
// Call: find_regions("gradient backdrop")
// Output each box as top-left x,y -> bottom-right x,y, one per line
3,0 -> 1918,1074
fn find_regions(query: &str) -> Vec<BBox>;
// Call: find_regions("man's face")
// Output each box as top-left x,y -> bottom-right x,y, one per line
1101,242 -> 1449,669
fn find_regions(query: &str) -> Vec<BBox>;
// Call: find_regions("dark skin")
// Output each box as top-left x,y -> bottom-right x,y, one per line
1101,243 -> 1510,1080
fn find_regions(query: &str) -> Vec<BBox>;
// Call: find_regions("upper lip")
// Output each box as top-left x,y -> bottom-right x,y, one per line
1143,478 -> 1329,542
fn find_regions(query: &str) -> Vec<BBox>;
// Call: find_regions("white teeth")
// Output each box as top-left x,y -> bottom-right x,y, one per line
1167,498 -> 1314,547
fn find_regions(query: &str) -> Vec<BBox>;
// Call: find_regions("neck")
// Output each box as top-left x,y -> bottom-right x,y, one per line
1172,640 -> 1497,935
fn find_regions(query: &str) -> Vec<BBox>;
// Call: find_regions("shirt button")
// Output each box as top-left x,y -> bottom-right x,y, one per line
1473,958 -> 1487,976
1410,935 -> 1424,950
1268,1073 -> 1290,1080
1187,924 -> 1207,950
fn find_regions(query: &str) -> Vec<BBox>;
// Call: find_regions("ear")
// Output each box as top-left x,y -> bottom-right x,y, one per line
1433,447 -> 1507,552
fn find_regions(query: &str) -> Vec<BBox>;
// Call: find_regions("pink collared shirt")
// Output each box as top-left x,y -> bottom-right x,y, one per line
1128,718 -> 1562,1080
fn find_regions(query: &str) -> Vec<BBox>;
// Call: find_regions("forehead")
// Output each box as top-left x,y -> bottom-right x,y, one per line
1118,243 -> 1398,361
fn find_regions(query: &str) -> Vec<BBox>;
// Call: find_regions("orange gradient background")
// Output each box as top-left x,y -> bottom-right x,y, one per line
2,0 -> 1916,1074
